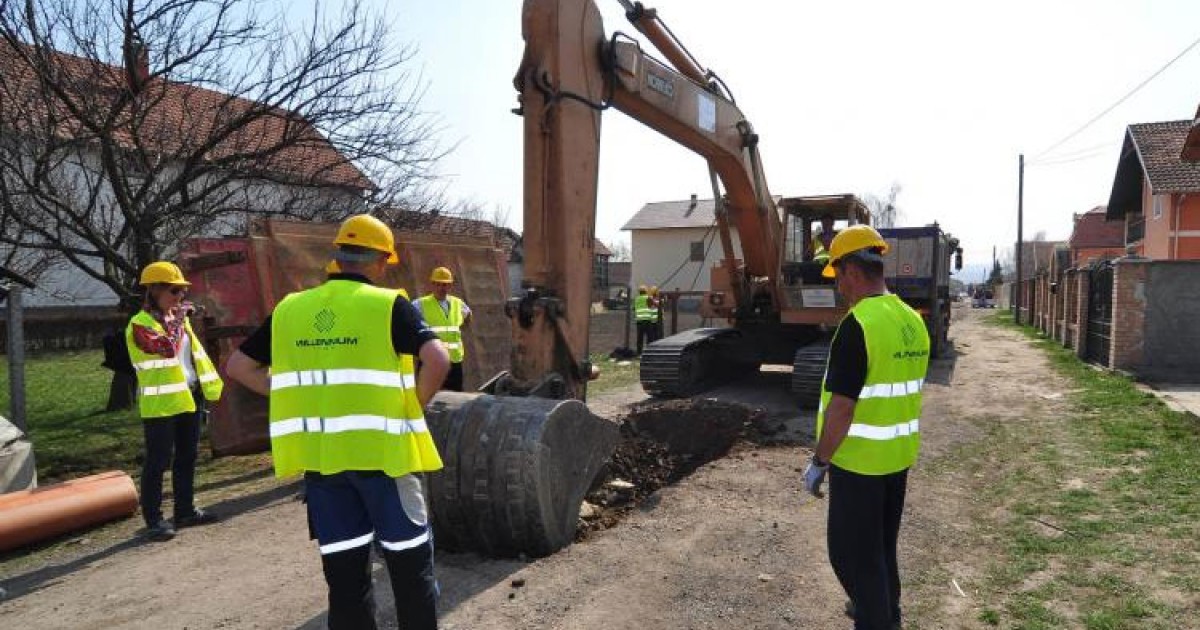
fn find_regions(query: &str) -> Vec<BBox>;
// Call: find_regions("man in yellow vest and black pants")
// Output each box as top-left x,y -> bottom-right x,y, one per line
227,215 -> 450,630
126,261 -> 224,541
634,285 -> 658,355
415,267 -> 471,392
803,225 -> 929,630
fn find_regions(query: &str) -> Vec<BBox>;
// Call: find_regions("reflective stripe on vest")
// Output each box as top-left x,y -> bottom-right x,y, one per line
272,369 -> 418,391
269,280 -> 443,478
416,295 -> 465,363
816,294 -> 929,475
634,295 -> 657,322
269,415 -> 429,438
813,238 -> 831,264
126,311 -> 224,419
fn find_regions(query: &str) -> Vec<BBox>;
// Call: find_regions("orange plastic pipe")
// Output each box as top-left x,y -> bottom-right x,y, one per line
0,471 -> 139,552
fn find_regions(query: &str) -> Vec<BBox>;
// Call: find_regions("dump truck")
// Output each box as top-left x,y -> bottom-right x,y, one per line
878,225 -> 963,359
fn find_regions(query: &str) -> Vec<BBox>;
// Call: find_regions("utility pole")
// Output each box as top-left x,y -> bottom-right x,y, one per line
1016,154 -> 1025,323
1,267 -> 35,433
6,286 -> 25,432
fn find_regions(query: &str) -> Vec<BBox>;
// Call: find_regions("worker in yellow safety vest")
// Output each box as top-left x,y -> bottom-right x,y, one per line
634,284 -> 658,355
810,213 -> 838,265
415,267 -> 472,391
126,261 -> 224,541
802,225 -> 930,630
226,214 -> 450,629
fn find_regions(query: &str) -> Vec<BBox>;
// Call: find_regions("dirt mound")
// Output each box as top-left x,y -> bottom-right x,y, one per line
577,398 -> 762,537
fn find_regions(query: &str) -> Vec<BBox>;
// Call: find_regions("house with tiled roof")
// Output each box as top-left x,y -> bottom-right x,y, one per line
1068,206 -> 1125,266
1106,119 -> 1200,260
0,41 -> 374,306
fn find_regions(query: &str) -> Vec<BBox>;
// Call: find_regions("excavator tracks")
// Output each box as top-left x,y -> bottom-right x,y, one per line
791,340 -> 831,408
639,328 -> 751,397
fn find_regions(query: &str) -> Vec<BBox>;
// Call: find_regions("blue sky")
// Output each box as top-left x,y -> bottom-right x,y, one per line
363,0 -> 1199,274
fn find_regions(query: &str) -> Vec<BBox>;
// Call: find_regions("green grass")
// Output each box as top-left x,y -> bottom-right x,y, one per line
973,312 -> 1200,628
0,350 -> 144,482
589,352 -> 642,395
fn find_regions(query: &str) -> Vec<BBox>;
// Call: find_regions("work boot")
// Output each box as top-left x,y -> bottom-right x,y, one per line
844,601 -> 901,630
144,520 -> 176,542
174,508 -> 220,528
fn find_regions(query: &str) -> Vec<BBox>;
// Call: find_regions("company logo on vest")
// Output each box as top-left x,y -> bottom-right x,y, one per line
314,308 -> 337,333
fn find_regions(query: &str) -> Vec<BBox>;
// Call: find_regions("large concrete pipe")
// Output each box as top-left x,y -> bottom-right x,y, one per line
0,471 -> 139,552
425,393 -> 618,558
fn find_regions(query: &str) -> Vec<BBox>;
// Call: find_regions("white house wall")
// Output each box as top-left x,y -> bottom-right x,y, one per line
630,227 -> 744,293
2,141 -> 364,306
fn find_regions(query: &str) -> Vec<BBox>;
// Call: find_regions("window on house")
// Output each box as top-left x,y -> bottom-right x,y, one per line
1152,195 -> 1164,220
689,241 -> 705,262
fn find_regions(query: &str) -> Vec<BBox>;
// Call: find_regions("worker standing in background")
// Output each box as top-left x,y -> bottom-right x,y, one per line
126,261 -> 224,541
415,267 -> 471,392
649,285 -> 664,342
633,284 -> 657,355
802,225 -> 930,630
225,214 -> 450,630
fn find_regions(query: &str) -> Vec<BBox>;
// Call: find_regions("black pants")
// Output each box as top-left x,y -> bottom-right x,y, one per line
442,363 -> 464,392
140,388 -> 204,526
636,321 -> 656,354
828,465 -> 908,630
321,536 -> 438,630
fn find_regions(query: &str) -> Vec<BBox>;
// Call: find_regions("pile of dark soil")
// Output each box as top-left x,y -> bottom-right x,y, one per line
577,398 -> 762,538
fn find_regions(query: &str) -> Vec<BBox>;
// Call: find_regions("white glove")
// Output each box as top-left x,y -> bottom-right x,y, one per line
803,455 -> 829,498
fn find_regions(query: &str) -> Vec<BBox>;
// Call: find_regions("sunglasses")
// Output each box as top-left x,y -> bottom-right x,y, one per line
169,286 -> 188,296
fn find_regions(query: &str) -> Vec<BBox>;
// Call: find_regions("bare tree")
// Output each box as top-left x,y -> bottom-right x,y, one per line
863,182 -> 902,229
606,238 -> 630,262
0,0 -> 444,306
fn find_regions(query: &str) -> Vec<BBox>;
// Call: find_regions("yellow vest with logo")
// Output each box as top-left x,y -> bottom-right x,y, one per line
125,311 -> 224,419
816,294 -> 929,475
268,280 -> 442,478
415,294 -> 465,363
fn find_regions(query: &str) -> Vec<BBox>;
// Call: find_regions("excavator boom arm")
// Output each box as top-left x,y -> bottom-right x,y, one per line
507,0 -> 781,399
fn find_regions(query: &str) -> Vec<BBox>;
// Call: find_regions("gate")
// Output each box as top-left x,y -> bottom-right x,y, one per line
1085,261 -> 1114,365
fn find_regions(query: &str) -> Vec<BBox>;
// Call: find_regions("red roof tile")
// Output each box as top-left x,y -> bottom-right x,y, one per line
0,41 -> 373,190
1129,120 -> 1200,192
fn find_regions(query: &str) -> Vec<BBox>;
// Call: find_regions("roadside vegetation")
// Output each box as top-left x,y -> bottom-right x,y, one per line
964,313 -> 1200,629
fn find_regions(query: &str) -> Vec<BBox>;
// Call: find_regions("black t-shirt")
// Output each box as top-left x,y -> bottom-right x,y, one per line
824,310 -> 870,400
237,274 -> 438,364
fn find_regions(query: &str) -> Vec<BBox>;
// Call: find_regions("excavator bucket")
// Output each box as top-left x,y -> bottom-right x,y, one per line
426,393 -> 619,557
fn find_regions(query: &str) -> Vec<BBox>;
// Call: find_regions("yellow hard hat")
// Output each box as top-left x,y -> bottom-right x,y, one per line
638,284 -> 648,294
430,267 -> 454,283
334,214 -> 398,264
139,261 -> 190,286
822,225 -> 889,278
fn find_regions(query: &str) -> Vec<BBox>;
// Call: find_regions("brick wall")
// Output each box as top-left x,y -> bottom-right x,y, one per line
1058,269 -> 1077,345
1110,259 -> 1149,371
1073,269 -> 1090,358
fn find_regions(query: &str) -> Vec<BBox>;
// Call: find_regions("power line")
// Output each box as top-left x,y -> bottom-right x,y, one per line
1026,146 -> 1113,168
1028,141 -> 1112,165
1032,32 -> 1200,161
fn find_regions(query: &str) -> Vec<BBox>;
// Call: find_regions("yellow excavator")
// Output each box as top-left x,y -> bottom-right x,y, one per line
429,0 -> 874,557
